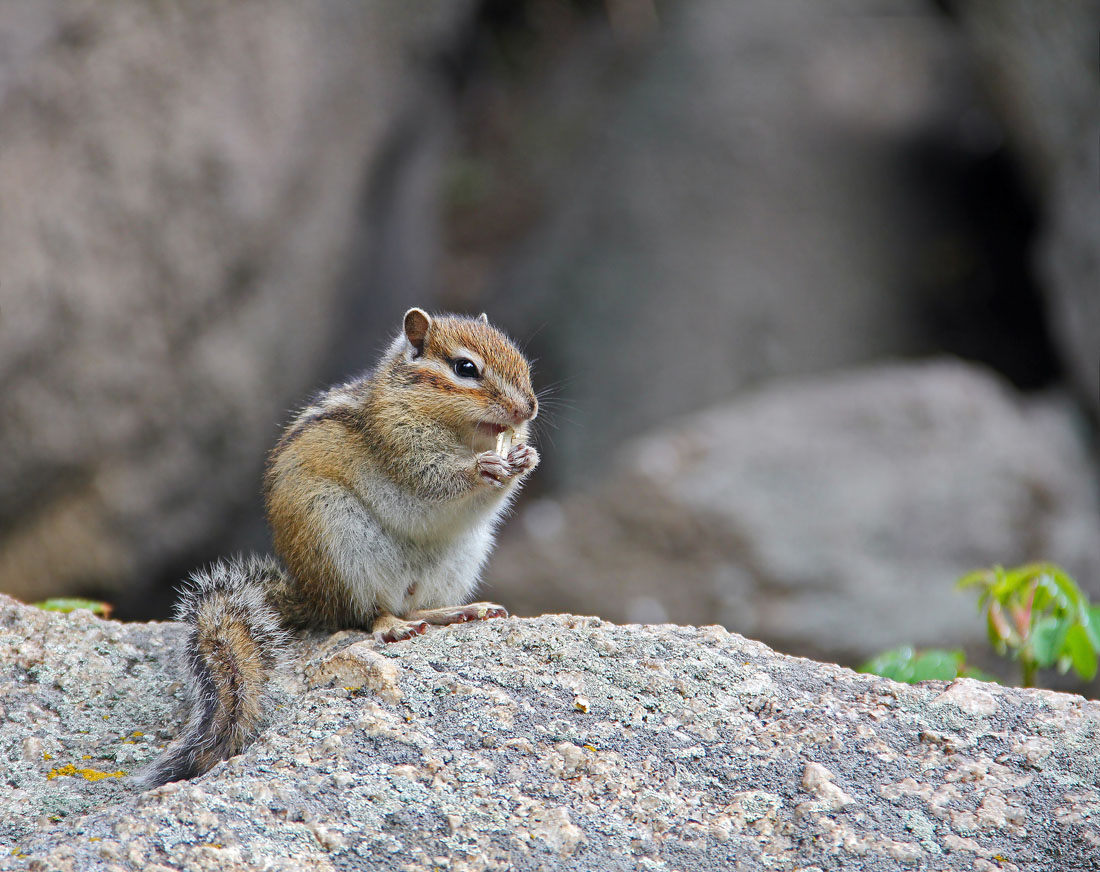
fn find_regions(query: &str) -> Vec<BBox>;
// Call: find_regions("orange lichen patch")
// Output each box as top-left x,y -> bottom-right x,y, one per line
47,764 -> 126,782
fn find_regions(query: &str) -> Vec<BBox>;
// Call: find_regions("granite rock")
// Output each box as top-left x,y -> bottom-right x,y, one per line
1,595 -> 1099,870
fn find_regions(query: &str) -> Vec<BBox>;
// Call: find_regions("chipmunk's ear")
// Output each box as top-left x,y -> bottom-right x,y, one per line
403,308 -> 432,356
477,312 -> 489,324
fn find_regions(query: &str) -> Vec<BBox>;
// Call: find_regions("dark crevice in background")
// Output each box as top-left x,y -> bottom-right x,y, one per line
904,133 -> 1063,391
917,0 -> 1064,392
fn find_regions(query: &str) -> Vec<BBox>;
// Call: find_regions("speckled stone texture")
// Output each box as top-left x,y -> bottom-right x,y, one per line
2,594 -> 1099,871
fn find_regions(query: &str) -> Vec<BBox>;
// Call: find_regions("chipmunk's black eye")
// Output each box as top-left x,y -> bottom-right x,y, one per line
452,358 -> 480,379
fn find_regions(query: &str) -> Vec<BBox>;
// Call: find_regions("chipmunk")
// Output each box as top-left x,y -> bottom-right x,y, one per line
139,308 -> 538,787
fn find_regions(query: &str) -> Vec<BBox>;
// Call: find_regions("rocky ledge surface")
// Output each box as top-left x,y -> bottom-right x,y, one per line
1,595 -> 1098,871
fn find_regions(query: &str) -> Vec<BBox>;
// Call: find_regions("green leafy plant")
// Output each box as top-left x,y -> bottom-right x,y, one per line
861,562 -> 1098,690
957,562 -> 1100,688
859,646 -> 992,684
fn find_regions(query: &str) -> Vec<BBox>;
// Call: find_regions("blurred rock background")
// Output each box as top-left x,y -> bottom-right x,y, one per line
0,0 -> 1096,678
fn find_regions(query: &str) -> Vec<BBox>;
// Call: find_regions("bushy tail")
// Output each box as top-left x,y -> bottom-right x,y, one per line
137,555 -> 292,788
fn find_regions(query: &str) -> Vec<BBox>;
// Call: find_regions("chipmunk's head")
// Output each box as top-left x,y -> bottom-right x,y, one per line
393,308 -> 537,448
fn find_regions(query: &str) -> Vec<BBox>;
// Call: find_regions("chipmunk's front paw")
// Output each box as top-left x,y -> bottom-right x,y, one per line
476,451 -> 510,487
507,443 -> 539,476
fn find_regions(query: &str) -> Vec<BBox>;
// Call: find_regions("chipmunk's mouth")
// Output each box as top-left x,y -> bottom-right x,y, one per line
473,421 -> 515,453
473,422 -> 504,449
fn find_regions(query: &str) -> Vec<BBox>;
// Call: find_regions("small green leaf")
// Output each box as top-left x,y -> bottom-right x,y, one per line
1064,624 -> 1099,681
1084,605 -> 1100,650
32,598 -> 113,618
859,646 -> 917,683
1030,580 -> 1055,615
859,647 -> 967,684
956,568 -> 993,591
990,567 -> 1018,602
1047,566 -> 1085,610
1031,615 -> 1069,669
909,650 -> 965,682
958,665 -> 998,683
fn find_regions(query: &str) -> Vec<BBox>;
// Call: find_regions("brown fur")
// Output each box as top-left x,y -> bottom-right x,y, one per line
143,311 -> 537,786
273,405 -> 366,457
265,312 -> 537,624
262,312 -> 536,633
266,418 -> 368,628
137,555 -> 289,787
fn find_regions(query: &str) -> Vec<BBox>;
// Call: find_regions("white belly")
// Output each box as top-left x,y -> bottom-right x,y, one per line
320,477 -> 509,620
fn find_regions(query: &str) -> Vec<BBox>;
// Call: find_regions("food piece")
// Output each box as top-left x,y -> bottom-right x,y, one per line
495,427 -> 514,456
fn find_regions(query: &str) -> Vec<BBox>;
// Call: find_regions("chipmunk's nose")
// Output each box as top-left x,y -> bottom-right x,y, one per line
509,396 -> 537,425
